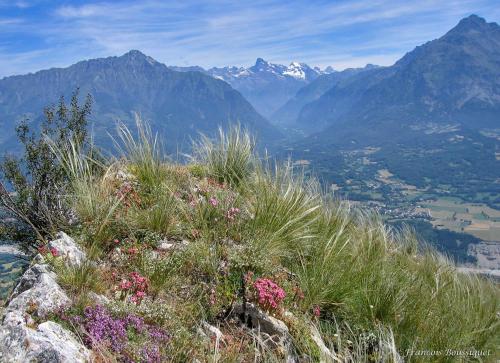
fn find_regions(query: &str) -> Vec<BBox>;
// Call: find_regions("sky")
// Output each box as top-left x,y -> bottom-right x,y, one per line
0,0 -> 499,78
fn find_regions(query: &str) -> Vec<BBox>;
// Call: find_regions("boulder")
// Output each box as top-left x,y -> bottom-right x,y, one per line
0,320 -> 91,362
158,239 -> 189,251
48,232 -> 86,267
233,303 -> 289,339
310,324 -> 340,363
6,264 -> 70,317
233,303 -> 297,362
0,259 -> 90,362
198,321 -> 224,342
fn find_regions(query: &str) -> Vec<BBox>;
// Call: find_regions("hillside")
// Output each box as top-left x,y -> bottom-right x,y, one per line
0,123 -> 498,362
0,50 -> 281,154
294,15 -> 500,134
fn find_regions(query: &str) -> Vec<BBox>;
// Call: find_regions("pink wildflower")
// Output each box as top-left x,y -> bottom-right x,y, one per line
119,279 -> 132,290
131,291 -> 146,304
209,197 -> 218,207
253,278 -> 286,312
127,247 -> 138,255
50,247 -> 59,257
37,245 -> 48,255
226,207 -> 241,221
313,305 -> 321,318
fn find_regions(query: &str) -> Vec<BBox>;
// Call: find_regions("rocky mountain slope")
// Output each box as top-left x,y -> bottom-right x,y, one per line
272,64 -> 379,127
281,15 -> 500,200
294,15 -> 500,136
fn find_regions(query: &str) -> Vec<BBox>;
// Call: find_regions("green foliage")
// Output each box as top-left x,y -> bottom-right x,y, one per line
295,211 -> 500,359
129,187 -> 178,236
0,90 -> 92,240
56,260 -> 104,296
244,160 -> 320,263
115,116 -> 166,194
34,117 -> 498,362
134,250 -> 183,299
194,124 -> 254,187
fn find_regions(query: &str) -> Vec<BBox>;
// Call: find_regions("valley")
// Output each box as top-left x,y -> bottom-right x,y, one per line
283,139 -> 500,267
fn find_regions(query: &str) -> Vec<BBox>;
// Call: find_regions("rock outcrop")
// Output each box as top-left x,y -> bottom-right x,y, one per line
233,303 -> 297,362
48,231 -> 86,267
0,233 -> 91,362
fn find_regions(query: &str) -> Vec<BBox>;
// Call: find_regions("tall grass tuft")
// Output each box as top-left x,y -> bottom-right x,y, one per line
56,260 -> 104,296
114,116 -> 166,193
295,208 -> 500,358
48,136 -> 123,247
245,160 -> 321,263
128,185 -> 178,235
194,124 -> 254,187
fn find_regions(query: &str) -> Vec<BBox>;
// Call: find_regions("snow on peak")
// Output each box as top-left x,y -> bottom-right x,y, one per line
283,61 -> 308,79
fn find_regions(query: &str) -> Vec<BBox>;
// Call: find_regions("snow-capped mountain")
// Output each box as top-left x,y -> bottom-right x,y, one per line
206,58 -> 335,117
208,58 -> 334,82
170,58 -> 335,117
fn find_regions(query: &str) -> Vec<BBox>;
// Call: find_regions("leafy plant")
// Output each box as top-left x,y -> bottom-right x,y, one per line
0,90 -> 92,240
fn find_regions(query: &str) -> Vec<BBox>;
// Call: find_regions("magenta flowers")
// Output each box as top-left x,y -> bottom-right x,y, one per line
81,305 -> 170,362
253,278 -> 286,312
118,271 -> 149,305
209,196 -> 218,207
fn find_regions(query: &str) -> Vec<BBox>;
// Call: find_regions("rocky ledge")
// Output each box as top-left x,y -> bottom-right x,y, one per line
0,233 -> 91,363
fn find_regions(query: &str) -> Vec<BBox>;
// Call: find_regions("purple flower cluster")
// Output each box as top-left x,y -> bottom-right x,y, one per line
82,305 -> 170,362
84,304 -> 127,351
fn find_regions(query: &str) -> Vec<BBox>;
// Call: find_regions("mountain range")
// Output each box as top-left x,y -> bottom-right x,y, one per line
281,14 -> 500,206
287,14 -> 500,137
172,58 -> 336,118
0,50 -> 281,154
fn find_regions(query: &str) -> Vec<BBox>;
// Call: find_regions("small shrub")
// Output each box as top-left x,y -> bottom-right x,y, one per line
0,90 -> 92,240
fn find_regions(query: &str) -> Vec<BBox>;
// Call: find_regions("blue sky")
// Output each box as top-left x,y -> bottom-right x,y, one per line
0,0 -> 499,78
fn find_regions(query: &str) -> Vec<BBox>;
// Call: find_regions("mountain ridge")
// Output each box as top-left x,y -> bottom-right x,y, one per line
0,50 -> 282,153
293,14 -> 500,136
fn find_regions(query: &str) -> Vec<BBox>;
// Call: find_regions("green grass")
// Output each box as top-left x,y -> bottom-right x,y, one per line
114,116 -> 167,194
194,124 -> 254,187
244,160 -> 321,264
56,260 -> 105,296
